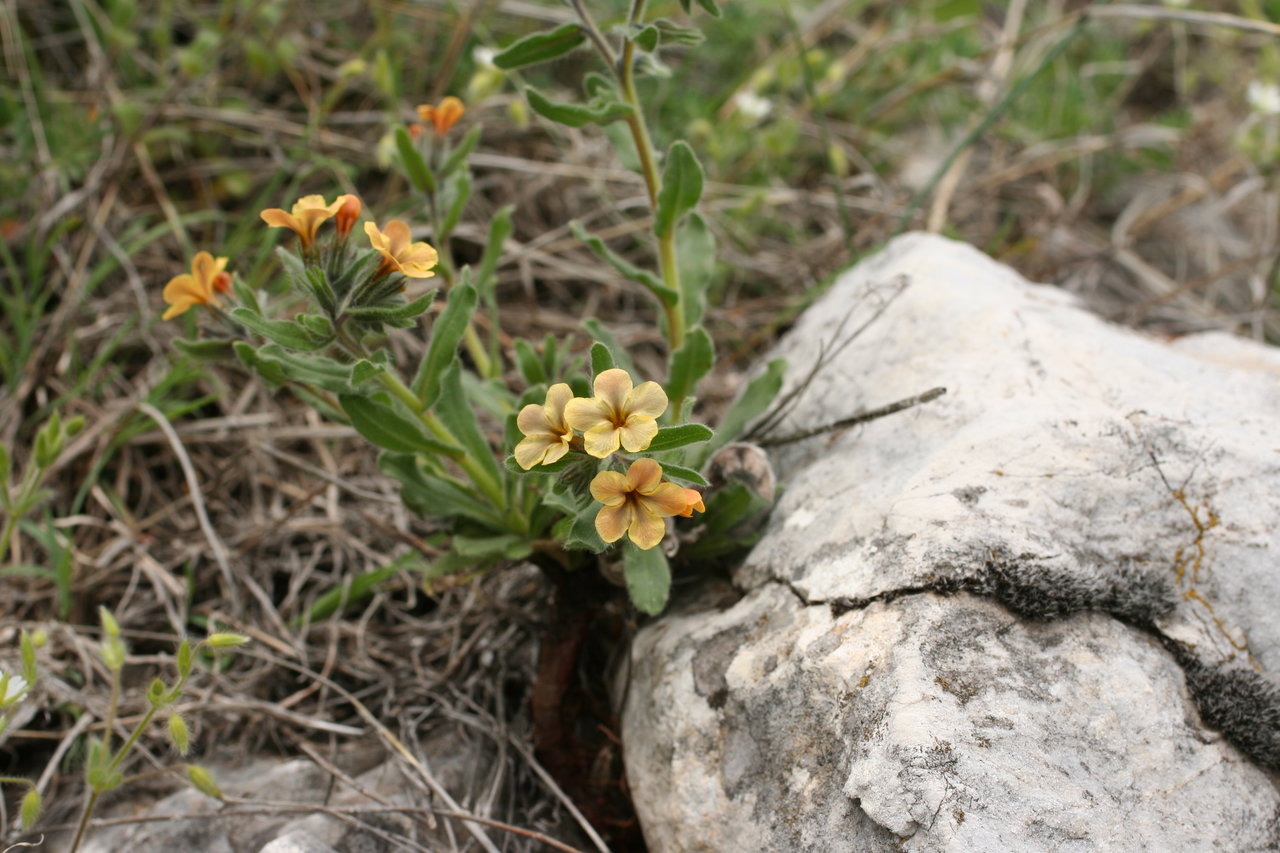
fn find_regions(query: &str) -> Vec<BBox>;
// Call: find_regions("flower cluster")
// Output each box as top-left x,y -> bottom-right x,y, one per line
515,368 -> 703,550
163,192 -> 438,320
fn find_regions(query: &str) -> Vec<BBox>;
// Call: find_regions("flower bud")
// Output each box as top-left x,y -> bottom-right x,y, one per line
20,788 -> 41,829
188,765 -> 223,799
169,713 -> 190,755
206,632 -> 250,648
334,194 -> 361,240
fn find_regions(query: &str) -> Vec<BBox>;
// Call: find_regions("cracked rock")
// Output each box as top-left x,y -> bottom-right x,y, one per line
623,233 -> 1280,852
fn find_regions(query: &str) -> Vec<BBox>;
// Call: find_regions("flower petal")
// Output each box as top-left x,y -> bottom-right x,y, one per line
261,209 -> 298,230
542,440 -> 571,466
624,381 -> 668,419
383,220 -> 413,254
590,470 -> 631,506
596,502 -> 632,544
617,416 -> 659,453
638,481 -> 689,518
514,434 -> 556,469
516,402 -> 550,436
592,369 -> 633,413
582,424 -> 621,458
627,458 -> 664,494
627,508 -> 667,550
364,221 -> 389,251
564,397 -> 612,432
544,384 -> 573,428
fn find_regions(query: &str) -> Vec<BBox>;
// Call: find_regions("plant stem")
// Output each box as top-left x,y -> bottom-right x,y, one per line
376,373 -> 507,512
68,792 -> 100,853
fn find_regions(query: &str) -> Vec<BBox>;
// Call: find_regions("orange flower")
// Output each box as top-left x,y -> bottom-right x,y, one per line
162,252 -> 230,320
417,97 -> 465,136
590,459 -> 688,550
260,194 -> 345,250
564,369 -> 667,458
364,220 -> 438,279
334,194 -> 361,240
678,489 -> 705,518
514,384 -> 575,470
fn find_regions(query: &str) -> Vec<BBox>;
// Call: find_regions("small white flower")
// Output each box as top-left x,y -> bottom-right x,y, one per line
473,46 -> 498,70
1,671 -> 28,704
1247,81 -> 1280,117
734,91 -> 772,121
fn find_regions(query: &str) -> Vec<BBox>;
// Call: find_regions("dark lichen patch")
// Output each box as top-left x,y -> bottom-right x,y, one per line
952,486 -> 987,507
1176,651 -> 1280,770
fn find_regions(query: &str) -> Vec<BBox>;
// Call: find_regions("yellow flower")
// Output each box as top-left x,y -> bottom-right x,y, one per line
678,488 -> 705,518
364,220 -> 439,279
564,368 -> 667,458
162,251 -> 230,320
260,194 -> 345,250
590,459 -> 688,550
514,383 -> 575,470
417,96 -> 465,136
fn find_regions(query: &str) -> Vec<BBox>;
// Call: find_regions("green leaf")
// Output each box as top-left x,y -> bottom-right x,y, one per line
646,422 -> 713,453
623,541 -> 670,615
694,0 -> 721,16
581,318 -> 637,377
453,533 -> 532,561
630,24 -> 659,52
343,291 -> 435,323
656,462 -> 708,486
677,211 -> 714,330
172,338 -> 235,362
303,267 -> 337,314
243,343 -> 358,393
666,326 -> 714,405
654,141 -> 704,238
231,308 -> 325,351
474,205 -> 513,304
440,171 -> 472,239
493,22 -> 585,70
525,85 -> 633,128
590,341 -> 614,377
275,246 -> 310,291
339,393 -> 458,456
395,126 -> 436,193
300,556 -> 418,625
691,358 -> 786,468
441,123 -> 482,178
564,506 -> 607,552
413,282 -> 477,406
378,452 -> 502,527
435,362 -> 503,488
348,360 -> 384,385
231,272 -> 261,314
570,220 -> 678,306
653,18 -> 705,47
514,339 -> 547,386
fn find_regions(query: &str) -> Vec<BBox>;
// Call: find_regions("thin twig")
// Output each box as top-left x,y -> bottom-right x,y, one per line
137,402 -> 240,611
759,387 -> 947,447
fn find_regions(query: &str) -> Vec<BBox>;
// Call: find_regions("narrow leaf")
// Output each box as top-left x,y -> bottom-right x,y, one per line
582,319 -> 637,377
623,542 -> 670,615
654,141 -> 704,238
677,211 -> 714,330
343,291 -> 435,323
656,462 -> 708,486
526,86 -> 632,128
395,126 -> 436,193
515,339 -> 547,386
665,326 -> 714,405
413,282 -> 477,407
570,220 -> 678,306
645,422 -> 713,453
493,23 -> 585,70
378,452 -> 502,527
339,393 -> 458,456
590,341 -> 614,377
231,308 -> 324,351
434,362 -> 503,489
441,124 -> 483,178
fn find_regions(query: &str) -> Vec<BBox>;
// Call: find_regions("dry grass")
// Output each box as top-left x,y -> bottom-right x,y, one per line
1,0 -> 1277,849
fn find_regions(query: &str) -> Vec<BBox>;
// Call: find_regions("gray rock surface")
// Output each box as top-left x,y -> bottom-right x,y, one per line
624,233 -> 1280,852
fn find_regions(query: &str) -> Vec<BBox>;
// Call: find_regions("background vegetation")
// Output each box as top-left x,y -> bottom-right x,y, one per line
2,0 -> 1277,849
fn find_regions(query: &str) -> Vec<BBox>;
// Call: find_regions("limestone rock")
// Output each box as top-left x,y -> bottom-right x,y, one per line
624,233 -> 1280,852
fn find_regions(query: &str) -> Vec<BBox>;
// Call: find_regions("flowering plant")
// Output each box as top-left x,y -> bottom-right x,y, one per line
166,0 -> 781,615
